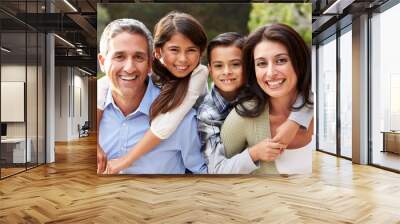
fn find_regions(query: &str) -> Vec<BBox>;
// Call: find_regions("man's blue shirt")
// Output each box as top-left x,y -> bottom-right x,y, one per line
99,78 -> 207,174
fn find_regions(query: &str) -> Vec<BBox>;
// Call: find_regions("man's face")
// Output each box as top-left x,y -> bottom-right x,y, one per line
98,32 -> 151,99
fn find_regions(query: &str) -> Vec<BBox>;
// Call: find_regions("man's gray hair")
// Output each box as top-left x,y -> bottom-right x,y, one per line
99,18 -> 153,56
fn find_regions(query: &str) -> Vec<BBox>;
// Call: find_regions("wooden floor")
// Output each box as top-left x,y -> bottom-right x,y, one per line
0,135 -> 400,223
1,163 -> 44,178
1,167 -> 26,177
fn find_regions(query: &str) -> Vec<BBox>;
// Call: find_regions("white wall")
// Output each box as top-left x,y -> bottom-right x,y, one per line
54,67 -> 89,141
55,66 -> 69,141
73,72 -> 89,138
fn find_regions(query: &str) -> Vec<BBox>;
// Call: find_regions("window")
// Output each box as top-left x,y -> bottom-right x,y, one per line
0,1 -> 46,179
317,35 -> 337,155
339,27 -> 352,158
370,2 -> 400,171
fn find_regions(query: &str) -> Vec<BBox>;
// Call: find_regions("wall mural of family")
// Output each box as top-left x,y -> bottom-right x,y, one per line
96,3 -> 314,175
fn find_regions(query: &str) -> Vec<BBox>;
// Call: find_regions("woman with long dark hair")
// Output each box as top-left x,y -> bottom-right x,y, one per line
221,23 -> 314,174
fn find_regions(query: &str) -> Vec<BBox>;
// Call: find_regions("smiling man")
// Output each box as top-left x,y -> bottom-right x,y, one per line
97,19 -> 207,174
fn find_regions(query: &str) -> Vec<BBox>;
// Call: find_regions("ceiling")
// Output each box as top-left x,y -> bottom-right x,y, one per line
312,0 -> 390,43
0,0 -> 97,75
1,0 -> 394,74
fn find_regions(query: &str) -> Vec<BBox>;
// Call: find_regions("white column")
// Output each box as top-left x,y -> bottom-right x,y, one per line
312,45 -> 317,134
46,1 -> 55,163
46,33 -> 55,163
352,14 -> 369,164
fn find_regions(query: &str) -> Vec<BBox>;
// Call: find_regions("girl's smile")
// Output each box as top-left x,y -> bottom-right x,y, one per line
156,33 -> 201,78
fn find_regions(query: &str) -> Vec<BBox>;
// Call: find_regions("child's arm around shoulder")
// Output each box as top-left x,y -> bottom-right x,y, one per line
151,64 -> 209,139
97,76 -> 110,110
273,93 -> 314,146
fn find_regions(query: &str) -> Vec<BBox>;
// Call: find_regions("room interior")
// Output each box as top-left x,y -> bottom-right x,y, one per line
0,0 -> 399,222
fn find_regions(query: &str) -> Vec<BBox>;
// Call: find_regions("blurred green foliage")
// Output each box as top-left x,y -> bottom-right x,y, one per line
97,3 -> 251,64
248,3 -> 312,45
98,3 -> 311,48
96,3 -> 311,77
97,71 -> 105,79
97,5 -> 109,79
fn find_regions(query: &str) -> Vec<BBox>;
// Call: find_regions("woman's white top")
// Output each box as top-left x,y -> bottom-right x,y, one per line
275,136 -> 315,175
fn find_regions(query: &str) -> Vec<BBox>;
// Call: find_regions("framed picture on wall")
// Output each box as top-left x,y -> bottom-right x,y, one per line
97,3 -> 313,175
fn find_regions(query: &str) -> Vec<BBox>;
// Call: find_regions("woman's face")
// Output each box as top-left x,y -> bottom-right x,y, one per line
155,33 -> 201,78
253,40 -> 297,99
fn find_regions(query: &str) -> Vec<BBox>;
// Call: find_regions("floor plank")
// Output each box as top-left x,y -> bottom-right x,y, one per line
0,135 -> 399,223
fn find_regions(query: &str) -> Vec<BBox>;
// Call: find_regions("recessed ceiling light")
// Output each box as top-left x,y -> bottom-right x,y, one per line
323,0 -> 355,15
63,0 -> 78,12
78,67 -> 92,76
54,34 -> 75,48
1,47 -> 11,53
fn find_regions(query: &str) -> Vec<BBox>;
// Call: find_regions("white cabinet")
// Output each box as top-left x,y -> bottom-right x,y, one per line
1,138 -> 32,163
1,82 -> 25,122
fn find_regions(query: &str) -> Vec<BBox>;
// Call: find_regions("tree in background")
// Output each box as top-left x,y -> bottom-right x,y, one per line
97,3 -> 250,55
97,3 -> 251,81
97,3 -> 310,78
97,5 -> 110,78
248,3 -> 311,45
97,5 -> 110,45
97,3 -> 250,78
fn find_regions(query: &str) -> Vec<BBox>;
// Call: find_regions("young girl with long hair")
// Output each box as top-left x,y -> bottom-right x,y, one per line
97,11 -> 208,174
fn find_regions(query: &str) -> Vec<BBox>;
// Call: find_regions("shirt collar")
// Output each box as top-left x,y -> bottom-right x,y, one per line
104,85 -> 115,109
136,78 -> 156,116
211,85 -> 231,113
104,76 -> 157,117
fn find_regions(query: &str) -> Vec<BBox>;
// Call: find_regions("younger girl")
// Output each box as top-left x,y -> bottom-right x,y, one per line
98,11 -> 208,174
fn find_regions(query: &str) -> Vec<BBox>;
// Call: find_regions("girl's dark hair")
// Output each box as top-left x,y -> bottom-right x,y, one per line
150,11 -> 207,121
235,23 -> 312,117
207,32 -> 245,64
